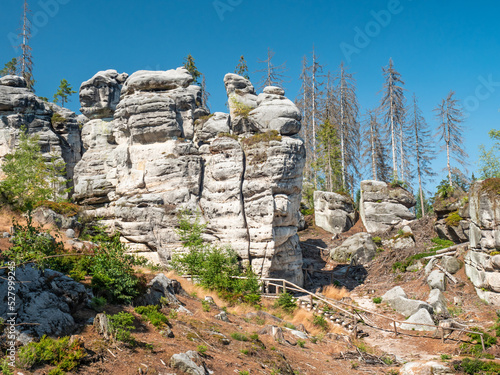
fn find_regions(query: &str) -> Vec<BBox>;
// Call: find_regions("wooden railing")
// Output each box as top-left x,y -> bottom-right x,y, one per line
231,275 -> 486,350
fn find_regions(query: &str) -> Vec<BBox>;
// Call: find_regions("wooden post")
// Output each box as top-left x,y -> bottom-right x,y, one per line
310,294 -> 313,306
480,334 -> 486,351
283,280 -> 286,294
353,324 -> 358,338
330,272 -> 334,285
393,321 -> 398,336
441,328 -> 445,343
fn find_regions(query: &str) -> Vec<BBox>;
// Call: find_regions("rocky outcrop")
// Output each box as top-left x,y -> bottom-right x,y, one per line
73,69 -> 305,285
314,191 -> 356,234
359,180 -> 416,233
0,266 -> 88,342
0,75 -> 82,184
433,189 -> 469,243
465,179 -> 500,305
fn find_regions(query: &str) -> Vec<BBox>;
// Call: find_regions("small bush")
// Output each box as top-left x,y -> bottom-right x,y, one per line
454,357 -> 500,374
18,335 -> 86,373
441,354 -> 451,360
134,305 -> 168,329
196,345 -> 207,356
34,200 -> 80,217
275,292 -> 297,314
372,236 -> 382,246
312,315 -> 328,331
437,184 -> 454,199
201,300 -> 211,312
460,328 -> 497,356
297,340 -> 305,348
230,332 -> 249,342
90,296 -> 107,312
230,96 -> 254,118
107,312 -> 135,344
372,297 -> 382,304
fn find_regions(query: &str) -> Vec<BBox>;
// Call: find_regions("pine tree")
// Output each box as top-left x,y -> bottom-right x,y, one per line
53,79 -> 76,107
334,62 -> 360,193
316,119 -> 341,192
256,48 -> 288,91
235,55 -> 250,79
0,58 -> 18,76
309,47 -> 324,189
17,0 -> 35,91
362,109 -> 390,182
410,94 -> 435,217
183,54 -> 201,84
434,90 -> 468,187
380,58 -> 406,180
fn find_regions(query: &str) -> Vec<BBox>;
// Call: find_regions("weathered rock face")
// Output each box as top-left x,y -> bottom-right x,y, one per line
314,191 -> 356,235
79,69 -> 128,119
74,70 -> 305,285
0,266 -> 88,341
464,179 -> 500,305
433,189 -> 469,243
359,180 -> 416,233
0,75 -> 82,183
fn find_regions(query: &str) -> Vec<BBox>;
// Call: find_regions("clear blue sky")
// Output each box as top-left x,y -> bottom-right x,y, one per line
1,0 -> 499,192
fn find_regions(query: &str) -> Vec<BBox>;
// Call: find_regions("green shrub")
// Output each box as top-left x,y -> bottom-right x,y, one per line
440,354 -> 451,360
297,339 -> 305,348
230,332 -> 249,341
90,296 -> 107,312
372,236 -> 382,246
107,312 -> 136,344
171,211 -> 261,305
196,345 -> 207,356
230,96 -> 254,118
274,292 -> 297,314
312,315 -> 328,331
134,305 -> 168,329
18,335 -> 86,373
454,357 -> 500,374
372,297 -> 382,304
0,358 -> 13,375
90,230 -> 147,304
460,327 -> 497,356
201,300 -> 211,312
437,184 -> 454,199
34,200 -> 80,217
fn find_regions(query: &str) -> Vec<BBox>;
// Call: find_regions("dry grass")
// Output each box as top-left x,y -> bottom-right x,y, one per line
290,307 -> 345,336
321,285 -> 350,300
164,270 -> 228,308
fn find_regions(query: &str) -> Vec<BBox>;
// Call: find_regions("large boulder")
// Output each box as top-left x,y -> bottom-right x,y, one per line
387,296 -> 434,318
427,270 -> 446,291
359,180 -> 416,233
314,191 -> 356,234
465,179 -> 500,305
0,266 -> 88,341
398,308 -> 436,332
400,361 -> 452,374
427,289 -> 448,315
330,233 -> 376,264
74,69 -> 306,285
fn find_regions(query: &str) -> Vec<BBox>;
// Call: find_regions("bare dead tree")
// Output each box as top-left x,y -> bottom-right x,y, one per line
17,0 -> 35,91
255,48 -> 288,91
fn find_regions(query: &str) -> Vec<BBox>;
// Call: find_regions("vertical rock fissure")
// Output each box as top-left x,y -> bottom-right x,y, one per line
240,146 -> 252,266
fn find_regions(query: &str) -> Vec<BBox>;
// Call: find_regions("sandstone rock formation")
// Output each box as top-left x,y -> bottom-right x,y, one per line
314,191 -> 356,234
73,69 -> 305,285
465,179 -> 500,305
359,180 -> 416,233
433,189 -> 469,243
0,75 -> 82,184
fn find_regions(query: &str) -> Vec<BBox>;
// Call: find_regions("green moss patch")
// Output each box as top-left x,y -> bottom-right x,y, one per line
444,210 -> 463,227
242,131 -> 282,147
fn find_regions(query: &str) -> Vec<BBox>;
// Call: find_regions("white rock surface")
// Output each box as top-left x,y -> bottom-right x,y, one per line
330,233 -> 377,264
427,270 -> 446,291
398,308 -> 436,332
359,180 -> 416,233
314,191 -> 356,234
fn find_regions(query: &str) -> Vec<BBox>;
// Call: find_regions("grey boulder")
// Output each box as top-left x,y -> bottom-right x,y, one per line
427,270 -> 446,291
330,233 -> 377,264
314,191 -> 356,235
170,350 -> 208,375
134,273 -> 183,306
427,289 -> 448,315
398,308 -> 436,332
440,256 -> 461,274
